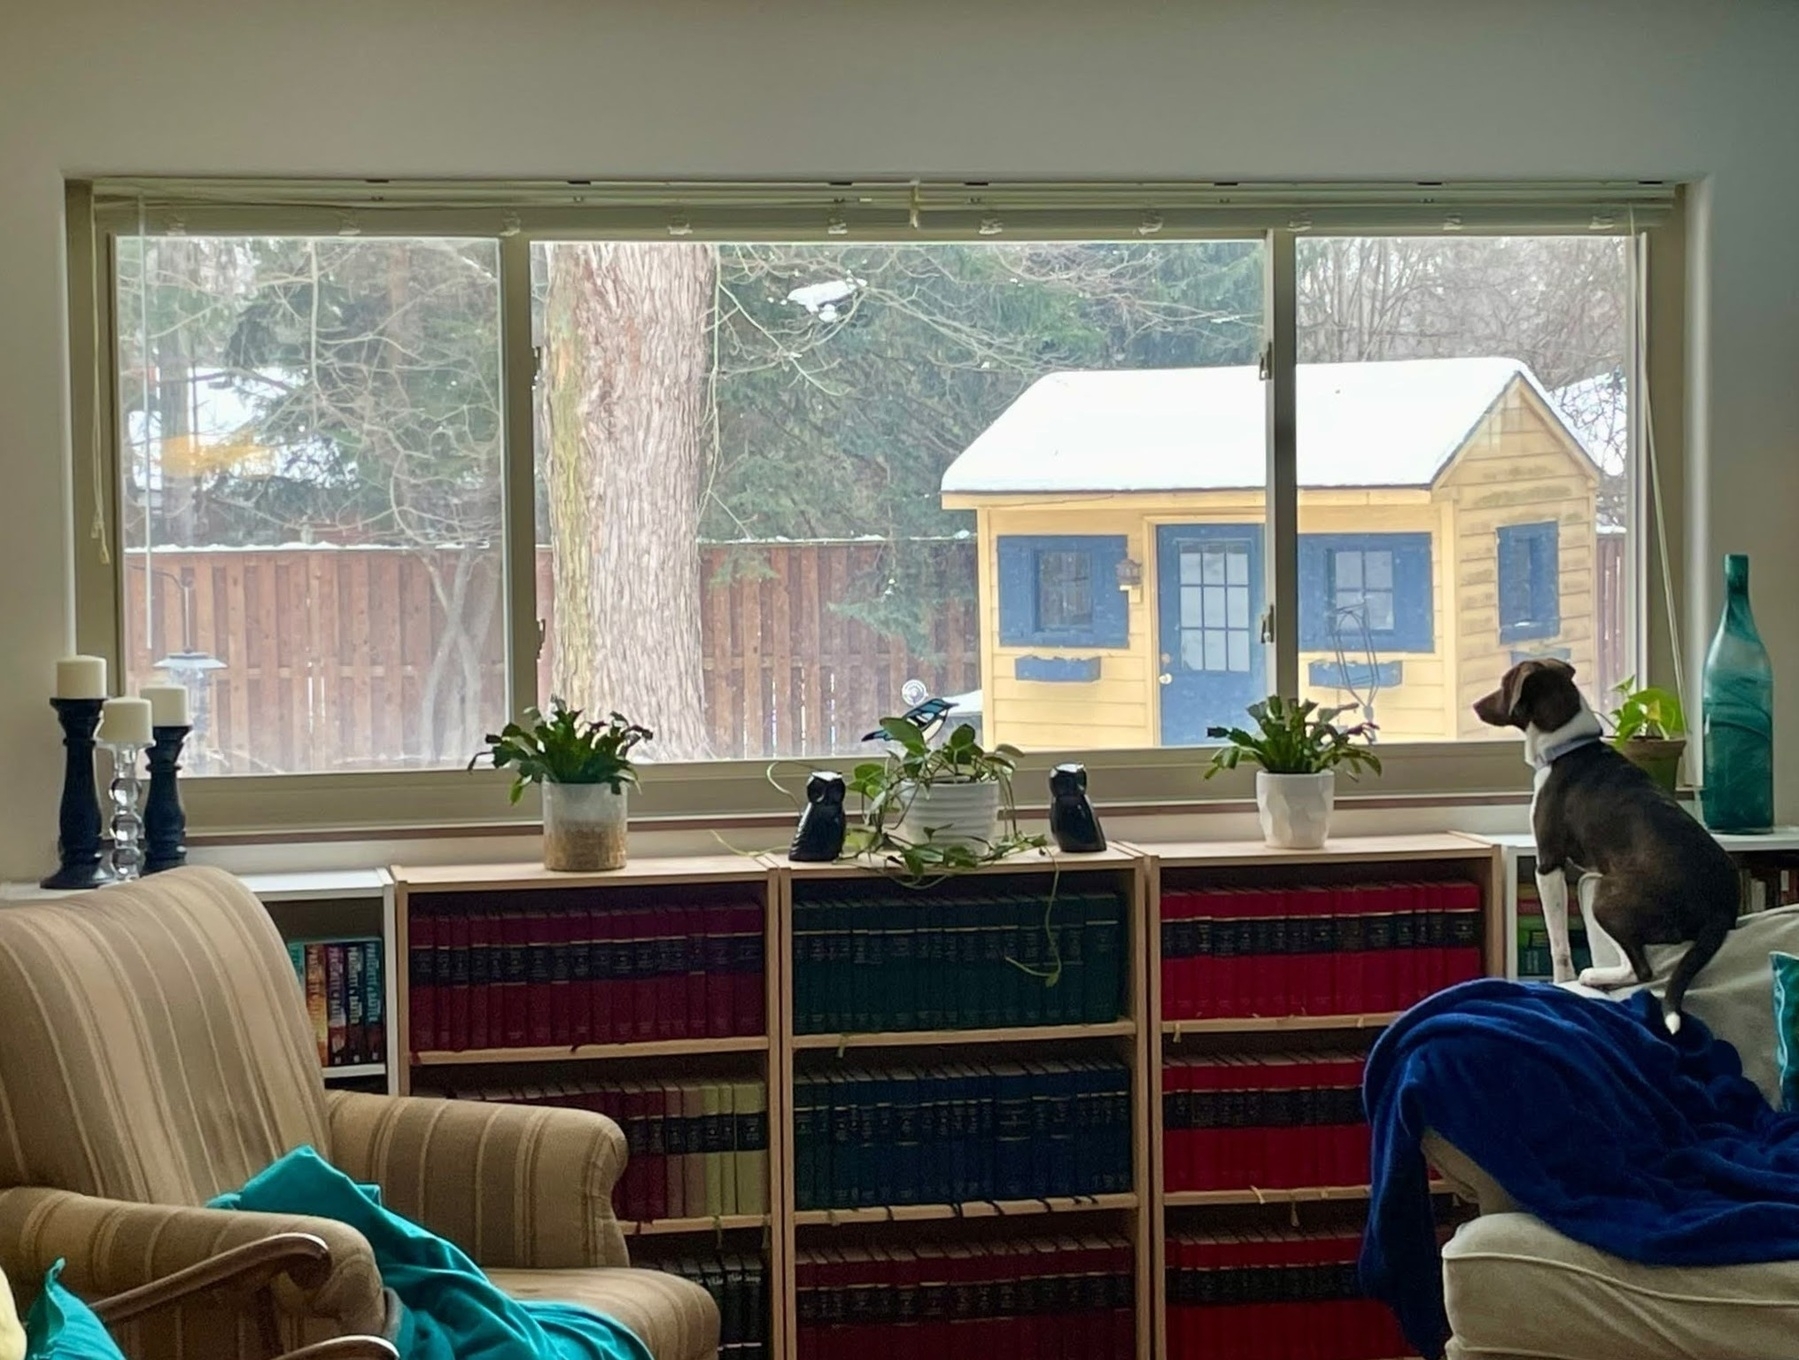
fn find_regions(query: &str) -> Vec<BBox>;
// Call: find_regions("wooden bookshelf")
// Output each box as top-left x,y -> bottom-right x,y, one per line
382,835 -> 1502,1360
392,854 -> 787,1359
793,1192 -> 1140,1226
322,1062 -> 388,1082
621,1213 -> 770,1238
1142,835 -> 1500,1360
1162,1012 -> 1401,1036
792,1019 -> 1136,1050
413,1035 -> 767,1065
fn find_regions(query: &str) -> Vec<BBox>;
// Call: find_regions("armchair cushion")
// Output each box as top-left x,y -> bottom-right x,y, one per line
324,1092 -> 628,1272
22,1262 -> 124,1360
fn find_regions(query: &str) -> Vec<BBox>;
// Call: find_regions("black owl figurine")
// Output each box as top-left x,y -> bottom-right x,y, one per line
789,770 -> 848,862
1048,763 -> 1106,853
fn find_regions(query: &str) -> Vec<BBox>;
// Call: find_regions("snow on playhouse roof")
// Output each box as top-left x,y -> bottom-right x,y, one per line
941,357 -> 1589,496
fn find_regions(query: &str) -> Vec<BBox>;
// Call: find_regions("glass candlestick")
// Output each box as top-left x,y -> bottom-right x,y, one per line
104,742 -> 147,881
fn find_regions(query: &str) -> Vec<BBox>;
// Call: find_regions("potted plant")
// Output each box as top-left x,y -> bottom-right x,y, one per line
1607,677 -> 1686,795
1204,697 -> 1381,850
473,700 -> 653,872
853,717 -> 1020,849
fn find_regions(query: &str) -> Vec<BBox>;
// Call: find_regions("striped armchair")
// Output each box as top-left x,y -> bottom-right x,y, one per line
0,867 -> 717,1360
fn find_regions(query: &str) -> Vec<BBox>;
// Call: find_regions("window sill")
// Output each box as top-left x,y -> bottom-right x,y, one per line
175,740 -> 1536,847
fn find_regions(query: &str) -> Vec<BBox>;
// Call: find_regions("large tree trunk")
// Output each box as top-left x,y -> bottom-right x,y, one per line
541,242 -> 715,759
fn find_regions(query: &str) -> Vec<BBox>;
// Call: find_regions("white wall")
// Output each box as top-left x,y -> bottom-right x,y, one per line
2,0 -> 1796,876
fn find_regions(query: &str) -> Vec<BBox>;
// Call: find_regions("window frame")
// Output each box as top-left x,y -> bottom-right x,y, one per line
998,534 -> 1130,649
1297,532 -> 1434,654
66,178 -> 1678,839
1496,520 -> 1562,645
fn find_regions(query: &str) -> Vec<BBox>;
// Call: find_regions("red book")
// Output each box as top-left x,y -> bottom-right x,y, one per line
1250,889 -> 1290,1017
1332,884 -> 1374,1014
432,912 -> 455,1051
641,1083 -> 667,1221
1292,885 -> 1336,1015
656,907 -> 687,1041
1388,882 -> 1418,1010
468,909 -> 493,1051
408,908 -> 436,1058
445,909 -> 471,1052
1445,880 -> 1484,984
732,902 -> 765,1037
524,907 -> 554,1047
617,1082 -> 646,1222
703,904 -> 734,1038
568,908 -> 593,1047
501,910 -> 530,1046
629,907 -> 660,1042
589,907 -> 618,1044
685,907 -> 708,1039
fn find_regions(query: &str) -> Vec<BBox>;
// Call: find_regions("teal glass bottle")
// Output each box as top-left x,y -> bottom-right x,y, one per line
1702,553 -> 1774,831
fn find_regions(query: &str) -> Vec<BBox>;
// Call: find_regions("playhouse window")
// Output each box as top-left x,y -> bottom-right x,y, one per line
1498,521 -> 1561,643
997,535 -> 1130,648
1298,534 -> 1433,653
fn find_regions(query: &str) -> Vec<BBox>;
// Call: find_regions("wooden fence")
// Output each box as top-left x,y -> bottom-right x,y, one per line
125,531 -> 1630,774
125,540 -> 980,773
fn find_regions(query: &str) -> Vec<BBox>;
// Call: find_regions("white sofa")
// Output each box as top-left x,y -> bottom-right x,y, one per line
1424,903 -> 1799,1360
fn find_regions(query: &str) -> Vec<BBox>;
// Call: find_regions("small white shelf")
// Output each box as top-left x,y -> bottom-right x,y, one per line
322,1062 -> 387,1081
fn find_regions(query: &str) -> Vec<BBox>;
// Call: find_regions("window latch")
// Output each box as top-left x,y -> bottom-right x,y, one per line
1257,340 -> 1273,381
536,618 -> 546,658
1260,605 -> 1276,644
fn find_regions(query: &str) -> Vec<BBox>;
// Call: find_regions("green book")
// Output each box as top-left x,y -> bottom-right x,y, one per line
949,892 -> 979,1028
1014,890 -> 1046,1026
1083,892 -> 1123,1023
825,899 -> 854,1033
792,1075 -> 821,1211
793,897 -> 822,1034
848,900 -> 876,1032
916,896 -> 945,1030
1054,894 -> 1085,1027
978,896 -> 1010,1028
888,897 -> 918,1031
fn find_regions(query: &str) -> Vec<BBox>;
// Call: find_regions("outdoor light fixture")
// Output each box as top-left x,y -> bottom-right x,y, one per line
1115,557 -> 1143,589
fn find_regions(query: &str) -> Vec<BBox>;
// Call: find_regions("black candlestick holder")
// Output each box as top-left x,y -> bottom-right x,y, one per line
144,724 -> 190,875
41,696 -> 113,890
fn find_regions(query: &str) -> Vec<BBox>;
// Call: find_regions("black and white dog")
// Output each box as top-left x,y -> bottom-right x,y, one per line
1473,658 -> 1737,1034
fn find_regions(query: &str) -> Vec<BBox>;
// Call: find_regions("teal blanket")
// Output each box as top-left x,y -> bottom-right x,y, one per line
211,1147 -> 651,1360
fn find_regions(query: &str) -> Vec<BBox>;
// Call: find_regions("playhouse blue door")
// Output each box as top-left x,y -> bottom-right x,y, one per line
1156,524 -> 1266,745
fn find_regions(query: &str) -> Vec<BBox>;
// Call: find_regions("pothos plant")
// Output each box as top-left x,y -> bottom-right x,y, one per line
472,699 -> 654,802
1203,696 -> 1383,779
1607,677 -> 1686,744
844,717 -> 1048,884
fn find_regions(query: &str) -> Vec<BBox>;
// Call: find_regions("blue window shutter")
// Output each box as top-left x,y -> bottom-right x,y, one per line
1498,521 -> 1559,643
996,534 -> 1129,648
1392,537 -> 1433,651
997,538 -> 1036,645
1296,532 -> 1433,654
1298,539 -> 1328,650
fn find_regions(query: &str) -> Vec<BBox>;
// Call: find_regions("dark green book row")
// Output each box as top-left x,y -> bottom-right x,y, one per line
792,890 -> 1126,1034
647,1251 -> 767,1360
792,1058 -> 1133,1210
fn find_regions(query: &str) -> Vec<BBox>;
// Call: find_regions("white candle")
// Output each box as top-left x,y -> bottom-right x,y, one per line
141,684 -> 191,728
98,697 -> 153,747
55,655 -> 107,699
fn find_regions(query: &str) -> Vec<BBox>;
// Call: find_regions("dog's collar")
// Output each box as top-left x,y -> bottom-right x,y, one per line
1524,707 -> 1605,771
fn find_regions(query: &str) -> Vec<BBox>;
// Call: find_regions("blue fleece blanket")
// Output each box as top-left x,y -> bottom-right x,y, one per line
1361,979 -> 1799,1360
210,1147 -> 651,1360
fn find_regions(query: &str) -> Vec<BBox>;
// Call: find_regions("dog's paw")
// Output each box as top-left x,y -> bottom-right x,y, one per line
1552,957 -> 1577,984
1664,1009 -> 1683,1036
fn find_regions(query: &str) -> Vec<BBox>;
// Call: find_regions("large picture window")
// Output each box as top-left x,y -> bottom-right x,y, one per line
86,180 -> 1663,815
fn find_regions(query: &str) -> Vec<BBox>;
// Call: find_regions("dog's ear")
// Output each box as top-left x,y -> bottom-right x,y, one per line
1514,661 -> 1582,732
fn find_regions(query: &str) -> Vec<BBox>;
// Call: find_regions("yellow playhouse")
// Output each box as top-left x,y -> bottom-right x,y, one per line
940,357 -> 1600,748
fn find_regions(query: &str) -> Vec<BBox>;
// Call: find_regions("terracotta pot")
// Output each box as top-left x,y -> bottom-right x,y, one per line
1256,771 -> 1335,850
1618,737 -> 1686,797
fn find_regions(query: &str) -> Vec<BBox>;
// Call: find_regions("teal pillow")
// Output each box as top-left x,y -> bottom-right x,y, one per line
1773,952 -> 1799,1111
23,1262 -> 122,1360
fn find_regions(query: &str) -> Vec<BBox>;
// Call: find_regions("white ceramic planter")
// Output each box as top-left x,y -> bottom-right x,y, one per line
891,778 -> 1001,848
542,781 -> 629,871
1256,771 -> 1335,850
